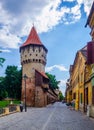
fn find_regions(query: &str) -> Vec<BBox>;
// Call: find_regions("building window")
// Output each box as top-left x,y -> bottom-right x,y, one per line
39,47 -> 41,52
39,59 -> 41,63
33,46 -> 35,52
33,59 -> 35,62
27,47 -> 29,52
29,89 -> 31,93
81,73 -> 83,83
73,93 -> 76,99
36,54 -> 38,56
80,93 -> 82,104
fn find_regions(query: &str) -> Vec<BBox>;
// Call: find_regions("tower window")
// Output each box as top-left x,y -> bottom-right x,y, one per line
33,46 -> 35,52
28,59 -> 30,62
33,59 -> 35,62
27,47 -> 29,52
29,89 -> 31,93
39,47 -> 41,52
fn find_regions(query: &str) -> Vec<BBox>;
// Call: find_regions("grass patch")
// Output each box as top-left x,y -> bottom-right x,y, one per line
0,100 -> 10,108
13,100 -> 20,104
0,100 -> 20,108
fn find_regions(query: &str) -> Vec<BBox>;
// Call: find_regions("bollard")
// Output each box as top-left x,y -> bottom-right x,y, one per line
4,107 -> 9,115
16,105 -> 20,112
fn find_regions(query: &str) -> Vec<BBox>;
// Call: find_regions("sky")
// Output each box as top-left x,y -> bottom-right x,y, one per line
0,0 -> 94,95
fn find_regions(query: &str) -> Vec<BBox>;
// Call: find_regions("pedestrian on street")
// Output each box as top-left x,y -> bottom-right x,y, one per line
71,99 -> 75,110
20,101 -> 23,112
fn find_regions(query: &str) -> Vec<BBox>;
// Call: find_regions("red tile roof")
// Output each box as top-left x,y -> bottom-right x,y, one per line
21,26 -> 42,47
40,71 -> 49,79
35,69 -> 49,79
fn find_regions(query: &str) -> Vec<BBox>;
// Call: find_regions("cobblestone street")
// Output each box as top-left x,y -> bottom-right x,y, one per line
0,102 -> 94,130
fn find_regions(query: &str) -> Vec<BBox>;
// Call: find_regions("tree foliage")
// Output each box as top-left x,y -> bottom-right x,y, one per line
46,73 -> 60,89
0,77 -> 8,100
0,51 -> 5,67
0,65 -> 22,100
58,91 -> 64,101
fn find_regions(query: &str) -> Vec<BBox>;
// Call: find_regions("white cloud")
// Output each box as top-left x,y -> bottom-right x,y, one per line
77,0 -> 94,15
45,64 -> 68,72
63,4 -> 81,24
58,79 -> 67,95
0,49 -> 11,53
0,0 -> 93,49
63,0 -> 75,1
0,26 -> 22,48
59,79 -> 67,86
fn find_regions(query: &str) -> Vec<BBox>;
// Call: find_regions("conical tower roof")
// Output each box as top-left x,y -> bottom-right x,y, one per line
21,26 -> 42,47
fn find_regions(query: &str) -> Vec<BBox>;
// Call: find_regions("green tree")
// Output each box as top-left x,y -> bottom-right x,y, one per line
0,76 -> 8,100
58,91 -> 64,101
0,51 -> 5,67
46,73 -> 60,89
4,65 -> 22,99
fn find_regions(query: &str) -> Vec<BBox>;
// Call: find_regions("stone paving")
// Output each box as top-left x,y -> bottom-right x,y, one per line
0,102 -> 94,130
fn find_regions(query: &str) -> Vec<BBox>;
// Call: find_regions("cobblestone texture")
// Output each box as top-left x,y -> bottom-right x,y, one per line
0,102 -> 94,130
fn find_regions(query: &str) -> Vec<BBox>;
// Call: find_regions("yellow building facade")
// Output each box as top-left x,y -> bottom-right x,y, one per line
84,64 -> 94,117
66,45 -> 94,117
66,2 -> 94,117
71,48 -> 86,111
85,2 -> 94,117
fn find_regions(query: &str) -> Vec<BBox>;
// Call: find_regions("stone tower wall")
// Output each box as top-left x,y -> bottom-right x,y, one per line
21,45 -> 47,75
20,45 -> 47,106
35,86 -> 47,107
21,77 -> 35,106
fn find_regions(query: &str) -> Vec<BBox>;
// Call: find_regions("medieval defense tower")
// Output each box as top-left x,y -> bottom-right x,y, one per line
20,26 -> 48,107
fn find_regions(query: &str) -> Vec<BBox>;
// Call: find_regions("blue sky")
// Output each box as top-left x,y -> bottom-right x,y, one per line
0,0 -> 93,95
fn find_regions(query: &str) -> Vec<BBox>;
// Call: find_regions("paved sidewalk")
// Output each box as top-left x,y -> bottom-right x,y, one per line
0,102 -> 94,130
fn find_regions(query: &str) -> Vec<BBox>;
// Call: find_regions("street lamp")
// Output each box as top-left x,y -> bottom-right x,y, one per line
23,74 -> 28,112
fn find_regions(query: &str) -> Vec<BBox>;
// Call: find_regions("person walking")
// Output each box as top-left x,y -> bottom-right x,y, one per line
20,101 -> 23,112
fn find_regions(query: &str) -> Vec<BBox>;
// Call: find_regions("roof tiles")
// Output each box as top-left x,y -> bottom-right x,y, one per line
21,26 -> 42,47
35,69 -> 49,79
